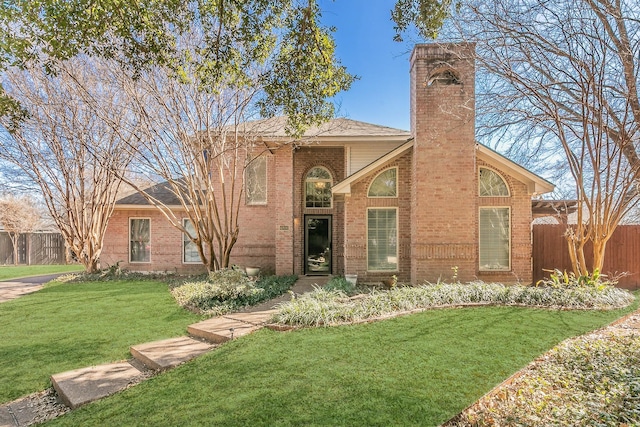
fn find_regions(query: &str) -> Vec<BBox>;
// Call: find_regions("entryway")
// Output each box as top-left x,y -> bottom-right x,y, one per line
304,215 -> 332,275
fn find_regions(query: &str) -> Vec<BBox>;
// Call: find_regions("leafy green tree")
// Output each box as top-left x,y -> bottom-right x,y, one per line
0,0 -> 353,134
391,0 -> 459,40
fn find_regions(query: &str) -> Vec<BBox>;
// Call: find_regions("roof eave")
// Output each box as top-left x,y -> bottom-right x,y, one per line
114,204 -> 184,210
262,134 -> 412,146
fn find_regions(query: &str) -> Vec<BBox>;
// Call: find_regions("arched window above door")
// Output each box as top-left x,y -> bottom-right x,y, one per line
305,167 -> 332,208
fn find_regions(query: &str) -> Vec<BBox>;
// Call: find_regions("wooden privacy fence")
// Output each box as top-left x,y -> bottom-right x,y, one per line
0,232 -> 67,265
533,224 -> 640,290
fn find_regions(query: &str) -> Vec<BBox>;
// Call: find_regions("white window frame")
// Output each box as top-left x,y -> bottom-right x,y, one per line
245,155 -> 268,206
366,207 -> 399,272
367,167 -> 398,198
305,166 -> 333,208
182,218 -> 201,264
129,217 -> 151,264
478,167 -> 511,197
479,206 -> 511,271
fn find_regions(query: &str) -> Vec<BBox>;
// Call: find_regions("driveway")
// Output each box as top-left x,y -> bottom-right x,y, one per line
0,274 -> 63,303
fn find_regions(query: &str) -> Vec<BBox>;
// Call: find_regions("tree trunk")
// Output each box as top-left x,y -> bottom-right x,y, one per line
9,233 -> 19,266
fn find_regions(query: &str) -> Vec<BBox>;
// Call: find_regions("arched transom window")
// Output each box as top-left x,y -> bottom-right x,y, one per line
368,168 -> 397,197
305,167 -> 332,208
479,168 -> 510,197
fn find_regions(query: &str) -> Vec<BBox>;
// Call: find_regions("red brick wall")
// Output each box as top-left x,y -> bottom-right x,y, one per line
102,150 -> 280,274
343,150 -> 413,283
102,208 -> 207,274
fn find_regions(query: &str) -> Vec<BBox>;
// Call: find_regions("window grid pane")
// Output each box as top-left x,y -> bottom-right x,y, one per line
305,167 -> 332,208
130,219 -> 150,263
246,156 -> 267,205
368,168 -> 397,197
183,219 -> 200,263
367,209 -> 398,271
479,208 -> 510,270
479,168 -> 509,196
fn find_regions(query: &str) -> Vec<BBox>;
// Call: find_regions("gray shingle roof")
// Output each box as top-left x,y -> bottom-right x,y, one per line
238,117 -> 410,139
116,181 -> 183,206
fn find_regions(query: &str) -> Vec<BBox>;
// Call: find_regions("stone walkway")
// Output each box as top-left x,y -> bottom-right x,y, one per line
0,275 -> 328,426
0,274 -> 65,303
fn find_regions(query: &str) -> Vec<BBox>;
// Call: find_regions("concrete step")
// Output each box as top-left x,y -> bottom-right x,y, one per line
223,310 -> 277,325
187,311 -> 277,343
51,362 -> 142,409
187,317 -> 262,343
130,337 -> 214,371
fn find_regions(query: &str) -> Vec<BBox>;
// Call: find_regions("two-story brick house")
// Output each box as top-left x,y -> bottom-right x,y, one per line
101,43 -> 554,284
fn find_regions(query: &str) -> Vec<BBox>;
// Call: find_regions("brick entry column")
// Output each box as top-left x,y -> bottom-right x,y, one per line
274,146 -> 294,275
410,43 -> 478,283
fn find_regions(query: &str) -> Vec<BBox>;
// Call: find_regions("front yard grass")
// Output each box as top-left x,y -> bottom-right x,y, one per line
0,264 -> 84,281
47,300 -> 638,427
0,279 -> 201,403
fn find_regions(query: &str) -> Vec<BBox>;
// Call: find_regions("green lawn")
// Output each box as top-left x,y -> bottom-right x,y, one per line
47,301 -> 638,427
0,264 -> 84,281
0,280 -> 201,402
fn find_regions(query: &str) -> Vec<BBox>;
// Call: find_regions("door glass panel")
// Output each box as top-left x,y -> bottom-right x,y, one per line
306,217 -> 331,274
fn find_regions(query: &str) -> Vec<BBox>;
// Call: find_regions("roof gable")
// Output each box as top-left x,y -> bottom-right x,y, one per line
476,144 -> 554,195
333,139 -> 414,194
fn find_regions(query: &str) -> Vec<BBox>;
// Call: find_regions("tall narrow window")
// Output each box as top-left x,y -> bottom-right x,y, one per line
479,168 -> 509,196
305,167 -> 332,208
368,168 -> 397,197
183,219 -> 200,264
245,155 -> 267,205
367,208 -> 398,271
130,218 -> 150,263
479,207 -> 510,271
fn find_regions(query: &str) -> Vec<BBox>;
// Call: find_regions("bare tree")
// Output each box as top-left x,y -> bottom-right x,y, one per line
445,0 -> 640,275
0,57 -> 136,273
113,36 -> 272,272
0,195 -> 42,265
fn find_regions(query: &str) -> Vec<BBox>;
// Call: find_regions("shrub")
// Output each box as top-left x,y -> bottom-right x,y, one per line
171,270 -> 297,315
324,276 -> 356,294
172,269 -> 262,312
536,268 -> 620,291
272,281 -> 635,327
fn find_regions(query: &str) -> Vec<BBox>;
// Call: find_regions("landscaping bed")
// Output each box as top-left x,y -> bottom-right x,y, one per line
446,311 -> 640,426
271,281 -> 635,327
170,269 -> 297,315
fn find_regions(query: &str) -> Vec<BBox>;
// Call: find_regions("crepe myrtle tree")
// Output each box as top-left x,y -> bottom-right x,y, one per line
394,0 -> 640,276
1,0 -> 352,273
115,2 -> 352,272
0,58 -> 135,273
451,0 -> 640,275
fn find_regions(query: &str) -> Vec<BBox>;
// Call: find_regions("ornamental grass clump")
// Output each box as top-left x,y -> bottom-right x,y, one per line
272,281 -> 634,327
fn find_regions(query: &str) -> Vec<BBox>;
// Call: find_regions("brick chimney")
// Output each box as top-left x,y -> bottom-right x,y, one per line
409,43 -> 478,283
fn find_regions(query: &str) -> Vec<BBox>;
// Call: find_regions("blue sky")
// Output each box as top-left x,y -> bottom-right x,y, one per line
319,0 -> 415,131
